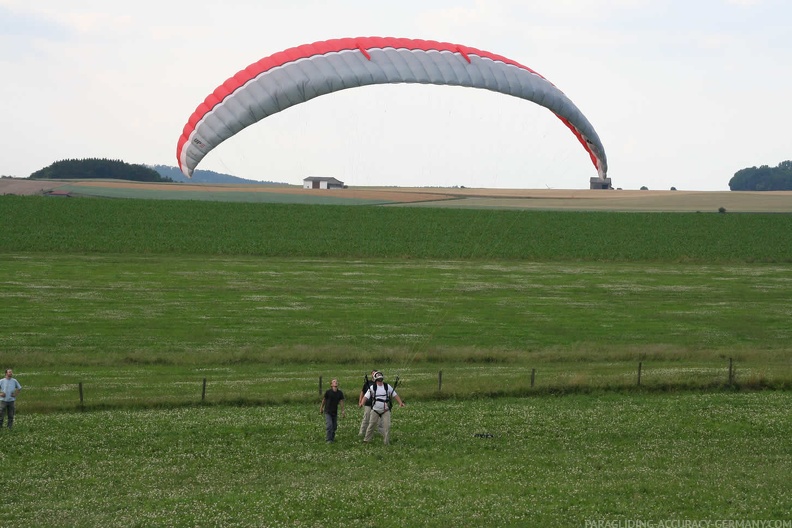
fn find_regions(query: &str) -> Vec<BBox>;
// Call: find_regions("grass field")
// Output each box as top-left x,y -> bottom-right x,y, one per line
3,196 -> 792,260
4,393 -> 790,527
2,194 -> 791,526
3,254 -> 792,414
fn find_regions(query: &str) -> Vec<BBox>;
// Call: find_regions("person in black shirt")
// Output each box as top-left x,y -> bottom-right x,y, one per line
358,370 -> 377,437
319,378 -> 345,443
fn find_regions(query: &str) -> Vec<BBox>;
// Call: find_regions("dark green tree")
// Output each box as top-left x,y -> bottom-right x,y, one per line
29,158 -> 172,182
729,160 -> 792,190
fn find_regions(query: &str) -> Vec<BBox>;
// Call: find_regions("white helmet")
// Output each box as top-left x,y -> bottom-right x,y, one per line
373,371 -> 384,381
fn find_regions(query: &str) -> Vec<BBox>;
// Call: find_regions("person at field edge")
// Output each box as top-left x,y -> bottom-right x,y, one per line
358,370 -> 379,437
0,369 -> 22,430
360,371 -> 404,445
319,378 -> 345,443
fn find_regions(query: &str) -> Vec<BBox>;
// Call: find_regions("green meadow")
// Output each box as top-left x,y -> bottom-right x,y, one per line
5,394 -> 791,527
1,195 -> 791,526
3,254 -> 792,413
3,195 -> 792,260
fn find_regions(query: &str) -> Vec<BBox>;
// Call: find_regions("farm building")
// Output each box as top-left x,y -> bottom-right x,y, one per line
589,177 -> 613,190
303,177 -> 345,190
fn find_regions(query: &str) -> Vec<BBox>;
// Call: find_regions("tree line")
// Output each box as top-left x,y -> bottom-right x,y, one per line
729,160 -> 792,191
29,158 -> 172,182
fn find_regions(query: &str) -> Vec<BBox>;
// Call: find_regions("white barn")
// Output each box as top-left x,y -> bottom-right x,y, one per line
303,177 -> 345,190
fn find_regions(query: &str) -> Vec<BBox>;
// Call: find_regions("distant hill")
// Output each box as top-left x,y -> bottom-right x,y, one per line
150,165 -> 289,186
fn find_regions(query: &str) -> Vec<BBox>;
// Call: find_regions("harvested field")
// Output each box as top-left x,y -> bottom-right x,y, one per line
2,178 -> 791,212
390,187 -> 792,212
0,179 -> 67,195
66,180 -> 456,203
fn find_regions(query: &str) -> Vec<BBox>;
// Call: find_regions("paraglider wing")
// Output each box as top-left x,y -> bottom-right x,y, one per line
177,37 -> 607,179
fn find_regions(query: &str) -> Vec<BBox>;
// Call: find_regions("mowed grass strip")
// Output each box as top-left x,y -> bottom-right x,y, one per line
4,255 -> 790,356
2,195 -> 792,261
2,393 -> 790,527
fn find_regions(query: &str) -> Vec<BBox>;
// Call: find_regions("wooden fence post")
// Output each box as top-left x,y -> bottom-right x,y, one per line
438,371 -> 442,392
637,362 -> 642,386
531,368 -> 536,388
202,378 -> 207,402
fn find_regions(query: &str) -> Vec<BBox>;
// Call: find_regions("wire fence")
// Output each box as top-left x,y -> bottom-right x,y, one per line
20,358 -> 791,414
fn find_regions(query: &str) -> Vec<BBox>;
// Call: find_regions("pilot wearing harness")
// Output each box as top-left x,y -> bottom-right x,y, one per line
359,371 -> 404,445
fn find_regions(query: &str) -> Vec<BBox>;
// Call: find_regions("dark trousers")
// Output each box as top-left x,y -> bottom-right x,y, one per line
0,401 -> 15,429
324,412 -> 338,442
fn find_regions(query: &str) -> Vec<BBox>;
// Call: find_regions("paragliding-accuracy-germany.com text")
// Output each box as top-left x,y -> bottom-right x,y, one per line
584,520 -> 791,528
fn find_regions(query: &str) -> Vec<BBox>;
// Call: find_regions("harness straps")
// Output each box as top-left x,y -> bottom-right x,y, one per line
369,383 -> 391,415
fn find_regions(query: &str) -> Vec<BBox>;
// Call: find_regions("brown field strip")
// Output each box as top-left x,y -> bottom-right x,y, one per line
391,188 -> 792,212
3,179 -> 791,212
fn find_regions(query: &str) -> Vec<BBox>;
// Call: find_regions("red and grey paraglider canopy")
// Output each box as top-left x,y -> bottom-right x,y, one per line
177,37 -> 607,180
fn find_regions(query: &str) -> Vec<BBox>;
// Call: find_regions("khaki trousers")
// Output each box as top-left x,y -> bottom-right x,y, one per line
359,405 -> 372,436
364,408 -> 391,444
359,405 -> 385,436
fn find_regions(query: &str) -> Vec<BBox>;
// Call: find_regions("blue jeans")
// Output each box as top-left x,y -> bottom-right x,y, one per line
0,401 -> 15,429
324,412 -> 338,442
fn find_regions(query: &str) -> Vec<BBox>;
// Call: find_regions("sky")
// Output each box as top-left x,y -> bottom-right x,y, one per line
1,0 -> 790,191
